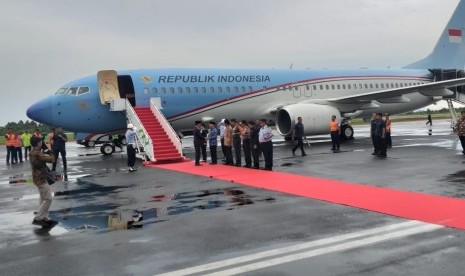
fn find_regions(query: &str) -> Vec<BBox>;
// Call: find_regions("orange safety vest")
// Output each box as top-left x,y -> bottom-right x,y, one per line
385,119 -> 392,132
33,132 -> 42,138
5,134 -> 16,146
330,121 -> 339,132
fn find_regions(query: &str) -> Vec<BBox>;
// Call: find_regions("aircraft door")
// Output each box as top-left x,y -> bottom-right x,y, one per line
117,75 -> 136,107
97,70 -> 121,105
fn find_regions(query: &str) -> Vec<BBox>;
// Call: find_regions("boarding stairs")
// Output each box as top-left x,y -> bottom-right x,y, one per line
117,98 -> 185,164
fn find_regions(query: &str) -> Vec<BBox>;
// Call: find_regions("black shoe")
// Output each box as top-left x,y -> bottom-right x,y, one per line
43,219 -> 58,228
235,164 -> 241,167
371,152 -> 378,155
129,167 -> 138,172
302,153 -> 307,156
32,219 -> 48,227
292,150 -> 296,156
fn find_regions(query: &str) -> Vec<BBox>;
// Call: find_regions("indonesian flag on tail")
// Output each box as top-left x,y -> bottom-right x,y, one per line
449,29 -> 462,43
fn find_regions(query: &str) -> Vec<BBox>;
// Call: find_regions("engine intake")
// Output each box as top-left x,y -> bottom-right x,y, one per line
276,104 -> 341,136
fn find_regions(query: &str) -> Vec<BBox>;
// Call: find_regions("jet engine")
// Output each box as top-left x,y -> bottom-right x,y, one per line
276,104 -> 341,136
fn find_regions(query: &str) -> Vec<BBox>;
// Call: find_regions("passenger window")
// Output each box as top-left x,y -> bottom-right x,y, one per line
337,85 -> 340,89
343,84 -> 346,89
348,84 -> 351,89
241,86 -> 246,92
194,87 -> 198,93
202,87 -> 207,93
170,87 -> 175,94
320,85 -> 323,90
178,87 -> 183,94
364,84 -> 368,89
331,85 -> 335,90
78,87 -> 89,95
161,87 -> 166,94
210,87 -> 215,93
152,87 -> 158,94
380,84 -> 384,89
234,86 -> 239,93
326,85 -> 329,90
375,84 -> 378,89
218,87 -> 223,93
186,87 -> 191,94
226,86 -> 231,93
248,86 -> 253,92
369,84 -> 373,89
294,86 -> 298,91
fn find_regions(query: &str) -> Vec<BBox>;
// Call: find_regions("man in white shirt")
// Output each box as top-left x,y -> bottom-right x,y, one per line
258,119 -> 273,171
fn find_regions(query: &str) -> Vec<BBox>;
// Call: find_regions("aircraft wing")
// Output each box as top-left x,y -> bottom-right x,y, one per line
328,77 -> 465,104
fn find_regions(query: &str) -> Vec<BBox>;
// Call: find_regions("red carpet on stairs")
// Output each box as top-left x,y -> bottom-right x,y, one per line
133,107 -> 184,163
151,162 -> 465,230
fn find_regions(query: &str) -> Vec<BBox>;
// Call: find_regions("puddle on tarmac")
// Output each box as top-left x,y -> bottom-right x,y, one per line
442,170 -> 465,183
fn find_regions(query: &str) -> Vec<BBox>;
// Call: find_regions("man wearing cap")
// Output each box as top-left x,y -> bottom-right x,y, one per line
193,121 -> 205,166
125,123 -> 138,172
259,119 -> 273,171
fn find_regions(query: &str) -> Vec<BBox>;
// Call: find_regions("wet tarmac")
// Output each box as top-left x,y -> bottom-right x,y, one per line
1,119 -> 465,275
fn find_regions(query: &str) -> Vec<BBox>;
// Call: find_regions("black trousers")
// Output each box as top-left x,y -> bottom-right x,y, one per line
16,147 -> 22,162
53,147 -> 67,171
330,132 -> 340,150
386,132 -> 392,147
6,146 -> 14,164
127,144 -> 136,167
233,138 -> 241,165
210,145 -> 217,164
194,143 -> 202,165
374,136 -> 387,156
251,143 -> 260,168
201,143 -> 207,161
292,138 -> 306,154
242,139 -> 251,166
12,147 -> 18,163
371,135 -> 377,153
224,146 -> 233,165
261,141 -> 273,170
459,136 -> 465,153
24,146 -> 31,160
221,138 -> 225,159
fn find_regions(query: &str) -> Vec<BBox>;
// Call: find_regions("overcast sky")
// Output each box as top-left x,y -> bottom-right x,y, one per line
0,0 -> 460,125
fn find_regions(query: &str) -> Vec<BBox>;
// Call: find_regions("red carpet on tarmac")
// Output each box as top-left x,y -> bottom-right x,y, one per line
152,162 -> 465,230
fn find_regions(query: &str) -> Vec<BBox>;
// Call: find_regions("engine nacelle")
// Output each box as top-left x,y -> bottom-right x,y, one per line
276,104 -> 341,136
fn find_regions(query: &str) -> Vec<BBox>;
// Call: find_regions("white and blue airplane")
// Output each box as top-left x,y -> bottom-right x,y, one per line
27,0 -> 465,141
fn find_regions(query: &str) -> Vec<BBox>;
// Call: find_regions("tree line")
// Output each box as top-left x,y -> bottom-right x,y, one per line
0,120 -> 54,135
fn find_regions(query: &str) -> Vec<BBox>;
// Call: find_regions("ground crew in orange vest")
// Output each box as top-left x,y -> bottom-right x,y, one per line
385,113 -> 392,148
14,134 -> 23,163
4,129 -> 16,165
330,115 -> 340,153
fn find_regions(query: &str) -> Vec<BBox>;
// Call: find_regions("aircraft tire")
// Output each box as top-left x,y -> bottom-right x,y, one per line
341,125 -> 354,140
100,143 -> 115,155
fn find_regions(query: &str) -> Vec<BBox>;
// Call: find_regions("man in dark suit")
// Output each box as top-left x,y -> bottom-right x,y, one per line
193,121 -> 205,166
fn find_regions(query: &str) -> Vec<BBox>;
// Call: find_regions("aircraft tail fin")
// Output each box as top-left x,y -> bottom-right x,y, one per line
405,0 -> 465,69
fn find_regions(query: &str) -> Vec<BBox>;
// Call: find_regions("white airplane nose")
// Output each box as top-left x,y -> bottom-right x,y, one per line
27,97 -> 54,126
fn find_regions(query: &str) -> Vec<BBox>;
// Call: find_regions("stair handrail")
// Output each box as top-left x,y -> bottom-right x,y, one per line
125,99 -> 156,162
150,98 -> 183,156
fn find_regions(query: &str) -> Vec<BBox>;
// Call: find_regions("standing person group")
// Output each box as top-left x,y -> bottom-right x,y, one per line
193,118 -> 274,171
4,129 -> 30,165
370,112 -> 388,158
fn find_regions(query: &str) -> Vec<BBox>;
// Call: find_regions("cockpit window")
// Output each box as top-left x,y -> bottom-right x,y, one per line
55,87 -> 68,95
55,86 -> 90,96
66,87 -> 79,95
78,87 -> 90,95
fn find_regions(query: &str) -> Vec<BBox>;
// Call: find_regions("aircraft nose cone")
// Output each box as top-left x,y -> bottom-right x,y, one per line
27,97 -> 54,125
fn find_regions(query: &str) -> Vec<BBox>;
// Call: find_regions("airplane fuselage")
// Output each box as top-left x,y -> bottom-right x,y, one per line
27,68 -> 435,135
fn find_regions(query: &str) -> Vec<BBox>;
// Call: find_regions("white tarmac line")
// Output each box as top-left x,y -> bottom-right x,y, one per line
204,223 -> 443,276
155,220 -> 433,276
